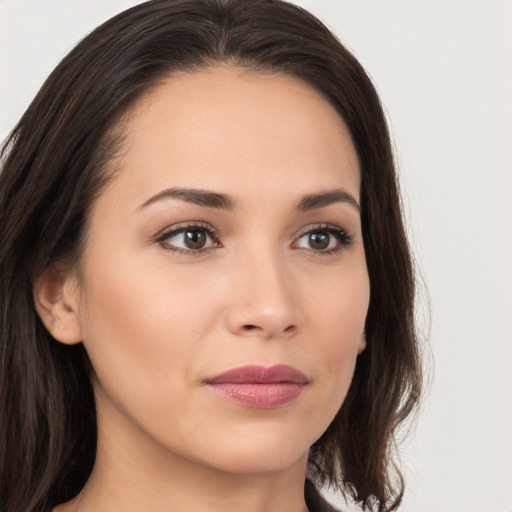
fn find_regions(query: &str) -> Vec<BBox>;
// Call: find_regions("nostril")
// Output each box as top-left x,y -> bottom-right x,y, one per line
237,323 -> 297,337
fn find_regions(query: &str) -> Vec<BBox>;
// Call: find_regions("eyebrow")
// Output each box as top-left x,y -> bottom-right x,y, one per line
296,189 -> 360,212
137,187 -> 359,213
137,188 -> 236,211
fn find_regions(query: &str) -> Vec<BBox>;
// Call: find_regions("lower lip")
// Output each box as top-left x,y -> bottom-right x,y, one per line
208,382 -> 305,408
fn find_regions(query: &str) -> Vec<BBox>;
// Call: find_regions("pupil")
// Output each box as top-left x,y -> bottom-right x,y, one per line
185,230 -> 206,249
310,232 -> 329,250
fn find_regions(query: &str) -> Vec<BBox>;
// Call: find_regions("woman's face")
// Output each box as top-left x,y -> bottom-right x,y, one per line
68,66 -> 369,475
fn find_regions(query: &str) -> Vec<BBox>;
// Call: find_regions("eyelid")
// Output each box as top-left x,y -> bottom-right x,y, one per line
294,222 -> 351,239
156,220 -> 217,238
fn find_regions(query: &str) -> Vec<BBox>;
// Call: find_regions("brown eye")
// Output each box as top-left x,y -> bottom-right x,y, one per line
293,225 -> 352,254
184,229 -> 207,249
308,232 -> 331,250
158,225 -> 219,253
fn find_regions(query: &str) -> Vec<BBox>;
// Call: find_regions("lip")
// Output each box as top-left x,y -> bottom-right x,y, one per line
204,365 -> 309,408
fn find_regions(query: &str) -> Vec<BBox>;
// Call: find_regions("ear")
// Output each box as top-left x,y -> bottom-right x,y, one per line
357,332 -> 367,355
34,265 -> 83,345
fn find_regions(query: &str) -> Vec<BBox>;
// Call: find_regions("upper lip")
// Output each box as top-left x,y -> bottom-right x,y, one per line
204,364 -> 308,384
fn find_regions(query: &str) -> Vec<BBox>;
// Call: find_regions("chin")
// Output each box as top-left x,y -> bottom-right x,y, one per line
177,422 -> 317,475
202,445 -> 309,475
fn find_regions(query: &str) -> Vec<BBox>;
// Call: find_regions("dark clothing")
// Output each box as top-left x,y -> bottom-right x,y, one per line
305,479 -> 341,512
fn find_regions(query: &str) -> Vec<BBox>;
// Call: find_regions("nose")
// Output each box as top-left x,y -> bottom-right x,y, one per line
225,250 -> 301,340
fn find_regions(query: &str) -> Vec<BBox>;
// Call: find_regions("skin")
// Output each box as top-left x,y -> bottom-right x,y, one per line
38,65 -> 369,512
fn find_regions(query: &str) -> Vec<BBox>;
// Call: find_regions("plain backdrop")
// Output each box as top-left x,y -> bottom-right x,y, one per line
1,1 -> 511,511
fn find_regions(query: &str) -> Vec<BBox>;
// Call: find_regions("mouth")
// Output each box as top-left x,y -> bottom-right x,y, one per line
203,364 -> 309,408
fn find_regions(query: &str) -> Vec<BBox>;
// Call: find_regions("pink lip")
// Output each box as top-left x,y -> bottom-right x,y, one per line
204,365 -> 308,408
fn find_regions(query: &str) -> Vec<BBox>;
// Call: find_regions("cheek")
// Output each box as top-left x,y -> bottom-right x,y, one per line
310,263 -> 369,343
75,244 -> 238,422
306,263 -> 369,401
75,259 -> 220,448
76,255 -> 209,393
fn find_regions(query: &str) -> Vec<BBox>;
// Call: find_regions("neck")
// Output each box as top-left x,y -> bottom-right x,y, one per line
57,401 -> 310,512
72,462 -> 309,512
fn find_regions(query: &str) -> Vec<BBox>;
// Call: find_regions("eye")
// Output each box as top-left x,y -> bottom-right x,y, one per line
156,223 -> 220,253
293,225 -> 352,254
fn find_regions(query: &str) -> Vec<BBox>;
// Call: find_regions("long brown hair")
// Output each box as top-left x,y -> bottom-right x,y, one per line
0,1 -> 422,510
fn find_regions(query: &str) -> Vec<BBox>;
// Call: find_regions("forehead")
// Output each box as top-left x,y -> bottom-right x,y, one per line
99,65 -> 361,209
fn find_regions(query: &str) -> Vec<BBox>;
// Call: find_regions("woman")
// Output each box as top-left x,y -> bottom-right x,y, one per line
0,1 -> 422,511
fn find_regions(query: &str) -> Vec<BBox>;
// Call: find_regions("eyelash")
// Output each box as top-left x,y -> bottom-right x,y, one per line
155,222 -> 353,256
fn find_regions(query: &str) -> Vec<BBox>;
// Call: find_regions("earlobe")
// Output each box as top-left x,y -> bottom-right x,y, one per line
33,265 -> 83,345
357,333 -> 367,355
